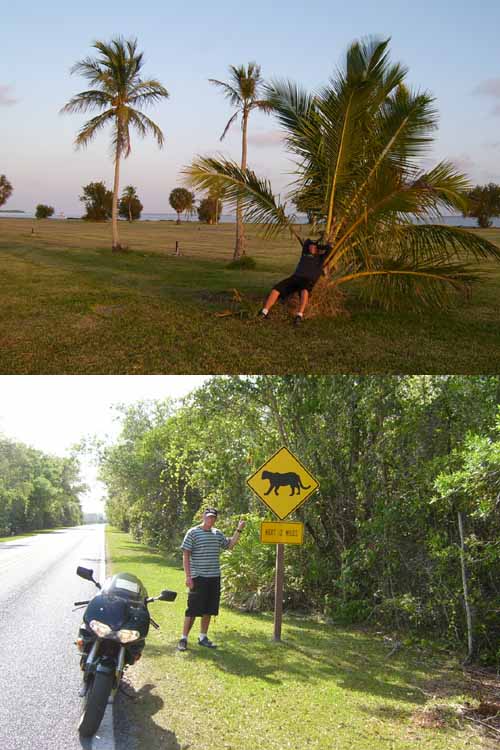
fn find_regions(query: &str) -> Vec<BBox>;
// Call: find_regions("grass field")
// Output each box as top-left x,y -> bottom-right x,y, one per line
107,528 -> 493,750
1,218 -> 500,373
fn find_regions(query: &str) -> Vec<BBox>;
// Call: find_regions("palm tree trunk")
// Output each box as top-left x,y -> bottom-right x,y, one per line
112,145 -> 121,251
234,109 -> 248,260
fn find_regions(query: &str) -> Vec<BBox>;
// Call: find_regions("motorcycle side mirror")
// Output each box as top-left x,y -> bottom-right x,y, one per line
77,566 -> 94,580
158,589 -> 177,602
76,566 -> 101,589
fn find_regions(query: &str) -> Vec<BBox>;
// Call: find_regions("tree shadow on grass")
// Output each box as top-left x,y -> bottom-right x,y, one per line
149,612 -> 461,709
114,681 -> 181,750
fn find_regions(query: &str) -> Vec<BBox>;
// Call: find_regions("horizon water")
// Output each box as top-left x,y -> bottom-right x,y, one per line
0,210 -> 499,228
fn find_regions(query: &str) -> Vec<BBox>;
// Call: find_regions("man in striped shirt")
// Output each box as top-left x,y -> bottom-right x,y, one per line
177,507 -> 245,651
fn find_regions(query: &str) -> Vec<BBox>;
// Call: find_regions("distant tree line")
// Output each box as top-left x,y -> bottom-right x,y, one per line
0,435 -> 84,535
97,376 -> 500,664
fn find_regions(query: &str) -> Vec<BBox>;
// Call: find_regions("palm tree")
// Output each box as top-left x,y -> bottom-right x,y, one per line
209,63 -> 271,259
61,37 -> 168,251
169,188 -> 195,224
186,38 -> 500,311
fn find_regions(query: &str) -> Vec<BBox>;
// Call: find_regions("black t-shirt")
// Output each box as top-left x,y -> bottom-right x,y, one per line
294,247 -> 328,282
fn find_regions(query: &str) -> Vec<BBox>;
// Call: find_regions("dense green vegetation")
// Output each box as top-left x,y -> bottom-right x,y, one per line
1,220 -> 500,373
98,376 -> 500,665
107,527 -> 489,750
0,435 -> 83,535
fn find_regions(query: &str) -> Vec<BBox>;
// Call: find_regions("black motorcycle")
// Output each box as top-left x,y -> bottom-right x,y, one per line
74,565 -> 176,737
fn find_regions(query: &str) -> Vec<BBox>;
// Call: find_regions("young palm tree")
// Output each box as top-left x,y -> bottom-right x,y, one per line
186,39 -> 500,310
209,63 -> 271,259
61,37 -> 168,251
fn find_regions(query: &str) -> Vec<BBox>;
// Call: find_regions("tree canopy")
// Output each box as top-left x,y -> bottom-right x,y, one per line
197,196 -> 222,224
169,188 -> 195,224
0,435 -> 84,535
35,204 -> 55,219
96,375 -> 500,664
80,181 -> 113,221
118,185 -> 143,221
0,174 -> 13,207
464,183 -> 500,228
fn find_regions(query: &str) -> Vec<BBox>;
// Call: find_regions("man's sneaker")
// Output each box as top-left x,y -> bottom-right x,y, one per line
294,314 -> 303,326
257,309 -> 269,320
198,636 -> 217,649
177,637 -> 188,652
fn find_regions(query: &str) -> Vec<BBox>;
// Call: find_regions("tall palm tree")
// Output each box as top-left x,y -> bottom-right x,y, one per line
61,37 -> 168,251
209,63 -> 271,259
186,39 -> 500,310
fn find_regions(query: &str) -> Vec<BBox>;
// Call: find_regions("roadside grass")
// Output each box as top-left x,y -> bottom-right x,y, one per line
106,528 -> 488,750
1,219 -> 500,373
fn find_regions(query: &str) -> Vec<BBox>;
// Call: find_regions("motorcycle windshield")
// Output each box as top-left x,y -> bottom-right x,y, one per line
84,594 -> 129,631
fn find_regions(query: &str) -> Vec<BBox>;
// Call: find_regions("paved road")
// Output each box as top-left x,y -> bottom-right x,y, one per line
0,525 -> 113,750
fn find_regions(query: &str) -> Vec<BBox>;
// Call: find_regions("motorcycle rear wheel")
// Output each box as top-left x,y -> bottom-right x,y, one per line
78,671 -> 114,737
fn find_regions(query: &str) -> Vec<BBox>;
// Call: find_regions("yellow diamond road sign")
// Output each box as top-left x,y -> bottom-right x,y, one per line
246,446 -> 319,520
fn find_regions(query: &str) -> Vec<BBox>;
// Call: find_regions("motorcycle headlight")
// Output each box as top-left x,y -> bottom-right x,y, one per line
89,619 -> 112,637
116,629 -> 141,644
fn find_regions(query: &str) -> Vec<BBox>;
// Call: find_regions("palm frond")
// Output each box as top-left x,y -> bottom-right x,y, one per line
127,109 -> 165,148
208,79 -> 242,108
219,111 -> 239,141
337,260 -> 478,310
183,156 -> 299,240
396,223 -> 500,264
127,79 -> 169,108
73,109 -> 115,149
60,89 -> 113,115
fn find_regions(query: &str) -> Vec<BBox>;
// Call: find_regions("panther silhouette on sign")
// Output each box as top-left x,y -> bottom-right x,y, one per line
261,470 -> 311,496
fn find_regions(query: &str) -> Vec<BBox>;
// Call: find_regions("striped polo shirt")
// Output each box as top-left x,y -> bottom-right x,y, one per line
180,525 -> 230,577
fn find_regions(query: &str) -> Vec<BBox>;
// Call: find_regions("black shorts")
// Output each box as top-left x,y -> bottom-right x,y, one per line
273,274 -> 316,298
185,576 -> 221,617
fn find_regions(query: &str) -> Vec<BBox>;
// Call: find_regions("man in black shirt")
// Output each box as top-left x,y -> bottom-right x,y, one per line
258,238 -> 331,325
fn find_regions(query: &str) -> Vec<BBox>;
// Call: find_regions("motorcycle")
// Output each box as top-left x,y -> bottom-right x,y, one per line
74,565 -> 176,737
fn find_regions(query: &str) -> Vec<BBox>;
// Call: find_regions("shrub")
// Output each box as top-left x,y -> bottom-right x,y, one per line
35,204 -> 55,219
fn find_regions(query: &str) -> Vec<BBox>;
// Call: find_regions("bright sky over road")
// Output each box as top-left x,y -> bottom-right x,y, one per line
2,0 -> 499,215
0,376 -> 209,513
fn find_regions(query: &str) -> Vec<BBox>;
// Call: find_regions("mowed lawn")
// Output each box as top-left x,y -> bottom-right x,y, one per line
1,218 -> 500,373
107,529 -> 491,750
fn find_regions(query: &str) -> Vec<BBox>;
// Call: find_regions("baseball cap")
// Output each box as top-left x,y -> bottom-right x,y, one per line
203,507 -> 218,517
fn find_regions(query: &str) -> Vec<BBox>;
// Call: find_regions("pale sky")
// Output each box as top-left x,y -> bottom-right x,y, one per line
0,375 -> 210,513
2,0 -> 500,215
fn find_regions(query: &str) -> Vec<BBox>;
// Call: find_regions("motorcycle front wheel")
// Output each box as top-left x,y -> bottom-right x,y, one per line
78,671 -> 114,737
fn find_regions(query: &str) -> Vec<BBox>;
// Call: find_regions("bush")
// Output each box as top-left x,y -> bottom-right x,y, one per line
35,204 -> 54,219
220,514 -> 275,610
227,256 -> 257,270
